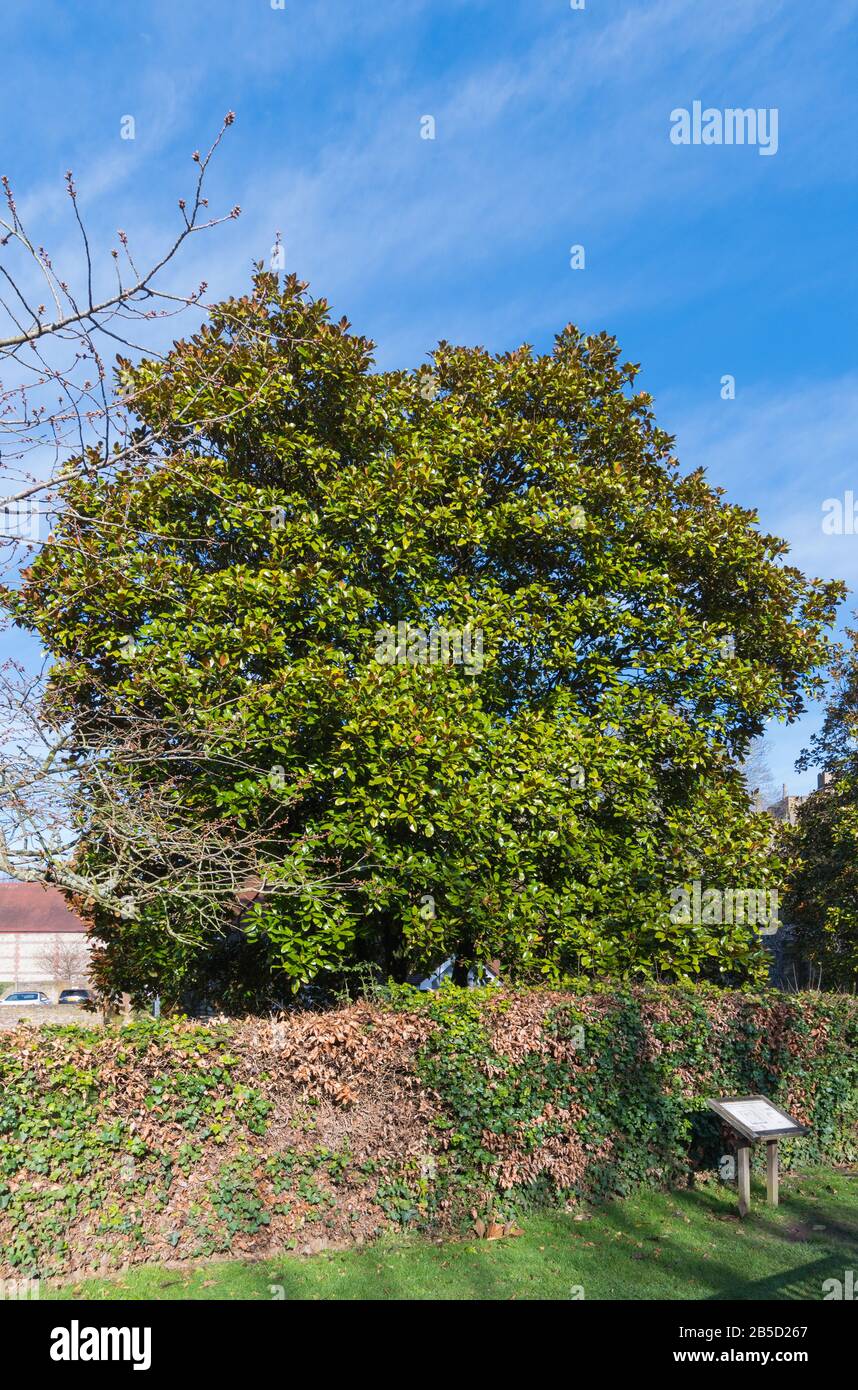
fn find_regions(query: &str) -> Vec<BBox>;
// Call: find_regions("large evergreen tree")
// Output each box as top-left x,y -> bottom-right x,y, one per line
3,271 -> 842,996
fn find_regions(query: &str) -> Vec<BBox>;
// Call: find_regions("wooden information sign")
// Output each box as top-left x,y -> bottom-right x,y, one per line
707,1095 -> 808,1217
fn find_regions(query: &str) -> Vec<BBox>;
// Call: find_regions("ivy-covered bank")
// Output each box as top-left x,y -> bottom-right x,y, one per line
0,986 -> 856,1278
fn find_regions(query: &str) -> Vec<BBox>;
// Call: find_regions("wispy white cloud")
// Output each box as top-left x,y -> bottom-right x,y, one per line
668,375 -> 858,791
666,374 -> 858,575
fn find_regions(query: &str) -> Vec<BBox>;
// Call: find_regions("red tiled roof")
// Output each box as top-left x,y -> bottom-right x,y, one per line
0,883 -> 87,934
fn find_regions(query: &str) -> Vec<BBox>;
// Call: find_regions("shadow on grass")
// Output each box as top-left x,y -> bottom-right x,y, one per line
576,1179 -> 857,1302
705,1256 -> 847,1301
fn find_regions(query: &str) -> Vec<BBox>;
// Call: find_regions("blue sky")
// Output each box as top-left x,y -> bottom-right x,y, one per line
1,0 -> 857,794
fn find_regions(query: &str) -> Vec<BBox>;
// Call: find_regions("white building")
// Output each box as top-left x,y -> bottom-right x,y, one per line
0,883 -> 92,990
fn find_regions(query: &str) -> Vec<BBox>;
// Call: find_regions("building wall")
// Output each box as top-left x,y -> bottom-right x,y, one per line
0,932 -> 93,989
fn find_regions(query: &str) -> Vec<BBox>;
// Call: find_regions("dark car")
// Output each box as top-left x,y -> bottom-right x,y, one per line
57,988 -> 94,1006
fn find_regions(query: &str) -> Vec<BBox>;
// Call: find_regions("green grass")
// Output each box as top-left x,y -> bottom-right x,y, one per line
47,1168 -> 858,1301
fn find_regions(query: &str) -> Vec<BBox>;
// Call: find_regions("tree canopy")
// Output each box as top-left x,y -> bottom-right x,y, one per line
4,271 -> 843,998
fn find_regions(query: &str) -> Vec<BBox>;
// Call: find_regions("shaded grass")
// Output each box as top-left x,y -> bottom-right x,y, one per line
48,1168 -> 858,1301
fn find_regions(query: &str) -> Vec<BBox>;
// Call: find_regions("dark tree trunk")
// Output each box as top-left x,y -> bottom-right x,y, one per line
451,956 -> 470,988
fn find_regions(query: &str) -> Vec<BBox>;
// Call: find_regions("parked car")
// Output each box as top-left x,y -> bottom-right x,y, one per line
0,990 -> 52,1006
57,988 -> 93,1006
407,957 -> 501,991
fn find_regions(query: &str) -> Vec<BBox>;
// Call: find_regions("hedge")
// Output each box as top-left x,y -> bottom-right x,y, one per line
0,984 -> 856,1278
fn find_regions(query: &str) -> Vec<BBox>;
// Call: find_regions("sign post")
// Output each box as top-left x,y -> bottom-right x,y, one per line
766,1139 -> 779,1207
707,1095 -> 807,1218
737,1141 -> 751,1218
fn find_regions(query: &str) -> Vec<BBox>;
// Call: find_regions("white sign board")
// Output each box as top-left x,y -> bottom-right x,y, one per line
720,1099 -> 792,1134
708,1094 -> 807,1141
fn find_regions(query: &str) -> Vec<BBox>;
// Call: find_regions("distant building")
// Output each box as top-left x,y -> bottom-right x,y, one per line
0,883 -> 92,989
766,784 -> 805,826
765,772 -> 833,826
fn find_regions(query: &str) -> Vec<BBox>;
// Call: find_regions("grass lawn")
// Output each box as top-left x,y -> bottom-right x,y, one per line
47,1168 -> 857,1302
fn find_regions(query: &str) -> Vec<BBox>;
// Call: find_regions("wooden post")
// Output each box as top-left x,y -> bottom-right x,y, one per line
766,1139 -> 779,1207
737,1142 -> 751,1217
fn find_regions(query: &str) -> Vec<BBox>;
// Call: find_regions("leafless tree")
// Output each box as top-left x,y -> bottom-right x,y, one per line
0,656 -> 359,929
35,935 -> 91,986
741,736 -> 778,809
0,113 -> 240,538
